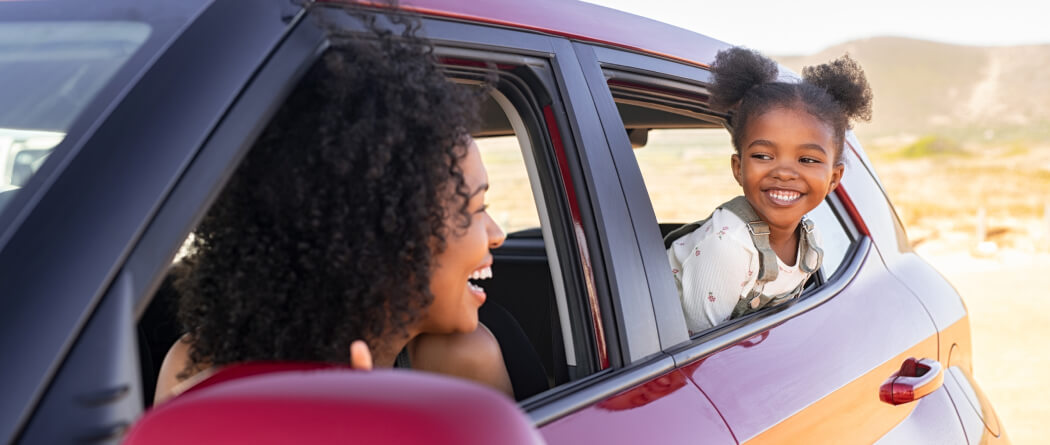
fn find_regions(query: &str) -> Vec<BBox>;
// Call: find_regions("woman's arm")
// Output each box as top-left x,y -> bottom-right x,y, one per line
408,323 -> 514,398
154,335 -> 205,405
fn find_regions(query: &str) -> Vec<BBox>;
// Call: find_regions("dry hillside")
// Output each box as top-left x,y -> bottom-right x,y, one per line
776,37 -> 1050,145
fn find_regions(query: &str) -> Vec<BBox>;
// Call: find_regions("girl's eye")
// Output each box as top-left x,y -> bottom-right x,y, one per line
751,153 -> 772,160
476,204 -> 489,214
800,157 -> 822,164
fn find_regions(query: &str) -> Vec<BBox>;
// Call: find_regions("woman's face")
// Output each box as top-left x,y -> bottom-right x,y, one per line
419,138 -> 505,334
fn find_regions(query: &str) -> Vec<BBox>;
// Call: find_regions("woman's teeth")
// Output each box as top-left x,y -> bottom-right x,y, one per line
468,266 -> 492,294
469,266 -> 492,282
768,190 -> 801,203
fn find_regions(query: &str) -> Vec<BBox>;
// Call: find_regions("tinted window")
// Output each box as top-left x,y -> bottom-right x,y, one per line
0,21 -> 150,213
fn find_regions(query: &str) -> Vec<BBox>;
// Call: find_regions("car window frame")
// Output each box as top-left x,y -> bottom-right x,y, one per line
113,6 -> 646,428
1,1 -> 303,442
576,43 -> 873,356
417,15 -> 697,425
436,50 -> 604,385
419,15 -> 657,421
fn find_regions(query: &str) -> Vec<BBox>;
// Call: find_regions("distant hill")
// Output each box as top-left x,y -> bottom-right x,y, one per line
775,37 -> 1050,146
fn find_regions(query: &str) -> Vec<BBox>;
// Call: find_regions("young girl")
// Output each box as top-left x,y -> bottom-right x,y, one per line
667,47 -> 872,333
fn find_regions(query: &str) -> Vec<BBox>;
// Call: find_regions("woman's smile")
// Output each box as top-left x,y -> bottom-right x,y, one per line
467,263 -> 493,304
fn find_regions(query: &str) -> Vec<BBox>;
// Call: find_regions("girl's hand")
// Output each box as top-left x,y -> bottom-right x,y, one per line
349,340 -> 373,371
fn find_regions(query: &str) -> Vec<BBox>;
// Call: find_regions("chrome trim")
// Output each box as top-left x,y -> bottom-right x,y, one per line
524,354 -> 676,427
670,237 -> 872,365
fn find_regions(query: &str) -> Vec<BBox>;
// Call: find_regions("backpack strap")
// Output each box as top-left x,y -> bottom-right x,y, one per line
796,218 -> 823,274
731,277 -> 807,319
719,196 -> 779,284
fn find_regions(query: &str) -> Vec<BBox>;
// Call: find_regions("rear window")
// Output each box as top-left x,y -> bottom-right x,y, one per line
0,21 -> 150,213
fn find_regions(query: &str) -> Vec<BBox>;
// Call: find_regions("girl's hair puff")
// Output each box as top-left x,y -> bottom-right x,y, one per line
709,47 -> 873,164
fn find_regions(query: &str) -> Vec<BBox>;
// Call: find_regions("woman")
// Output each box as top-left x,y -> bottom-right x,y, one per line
154,15 -> 512,403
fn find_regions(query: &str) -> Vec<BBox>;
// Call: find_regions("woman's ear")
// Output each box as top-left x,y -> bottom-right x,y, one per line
731,153 -> 743,186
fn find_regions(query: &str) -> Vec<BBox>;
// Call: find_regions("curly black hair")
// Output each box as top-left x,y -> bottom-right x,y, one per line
709,47 -> 873,163
174,10 -> 481,373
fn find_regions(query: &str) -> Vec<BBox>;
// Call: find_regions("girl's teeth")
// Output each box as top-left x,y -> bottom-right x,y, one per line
769,190 -> 800,202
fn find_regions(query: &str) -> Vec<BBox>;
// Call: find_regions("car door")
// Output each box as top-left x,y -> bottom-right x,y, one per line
396,9 -> 736,443
0,0 -> 305,443
573,42 -> 971,443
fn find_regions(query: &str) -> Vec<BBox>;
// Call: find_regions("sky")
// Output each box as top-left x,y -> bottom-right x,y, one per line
583,0 -> 1050,56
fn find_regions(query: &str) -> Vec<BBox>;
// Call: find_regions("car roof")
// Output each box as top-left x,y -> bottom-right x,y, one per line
388,0 -> 730,68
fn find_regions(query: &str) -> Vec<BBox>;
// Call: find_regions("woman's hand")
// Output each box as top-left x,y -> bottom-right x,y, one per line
349,340 -> 374,371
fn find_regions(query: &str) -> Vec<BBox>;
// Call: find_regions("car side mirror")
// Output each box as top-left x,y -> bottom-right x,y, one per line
627,128 -> 649,148
125,363 -> 544,445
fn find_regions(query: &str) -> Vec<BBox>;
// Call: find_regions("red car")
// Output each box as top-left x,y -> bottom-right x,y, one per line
0,0 -> 1007,443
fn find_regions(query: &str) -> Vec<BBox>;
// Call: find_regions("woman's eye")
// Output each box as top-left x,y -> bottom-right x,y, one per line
476,204 -> 489,214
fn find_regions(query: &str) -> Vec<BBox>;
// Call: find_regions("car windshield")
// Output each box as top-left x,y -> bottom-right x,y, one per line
0,21 -> 150,216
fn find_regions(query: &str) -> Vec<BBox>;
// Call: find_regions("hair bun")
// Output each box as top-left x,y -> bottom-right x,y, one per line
802,55 -> 873,123
709,47 -> 779,112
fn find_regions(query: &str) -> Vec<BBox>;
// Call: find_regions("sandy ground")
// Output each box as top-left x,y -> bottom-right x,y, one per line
919,249 -> 1050,444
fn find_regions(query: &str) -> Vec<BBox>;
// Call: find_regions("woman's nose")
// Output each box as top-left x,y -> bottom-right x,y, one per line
486,214 -> 506,249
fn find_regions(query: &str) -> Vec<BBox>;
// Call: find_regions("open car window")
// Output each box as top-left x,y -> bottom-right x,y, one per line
602,69 -> 860,335
139,39 -> 605,411
441,55 -> 604,399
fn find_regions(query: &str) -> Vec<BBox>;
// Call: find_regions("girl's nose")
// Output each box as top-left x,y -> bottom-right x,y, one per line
486,214 -> 506,249
771,160 -> 799,180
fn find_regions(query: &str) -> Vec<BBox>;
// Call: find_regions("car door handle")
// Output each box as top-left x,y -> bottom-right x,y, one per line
879,357 -> 943,405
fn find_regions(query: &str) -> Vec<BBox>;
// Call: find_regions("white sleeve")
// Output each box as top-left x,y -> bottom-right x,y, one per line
677,229 -> 758,333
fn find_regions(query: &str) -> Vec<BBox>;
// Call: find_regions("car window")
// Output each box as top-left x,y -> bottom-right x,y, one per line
140,50 -> 601,408
448,63 -> 602,397
603,71 -> 859,332
0,21 -> 150,216
804,197 -> 854,279
475,135 -> 541,233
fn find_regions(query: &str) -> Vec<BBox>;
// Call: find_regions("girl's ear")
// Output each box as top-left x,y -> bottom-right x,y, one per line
829,163 -> 845,192
731,153 -> 743,186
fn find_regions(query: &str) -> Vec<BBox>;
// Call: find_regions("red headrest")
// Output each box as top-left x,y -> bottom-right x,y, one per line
126,363 -> 543,445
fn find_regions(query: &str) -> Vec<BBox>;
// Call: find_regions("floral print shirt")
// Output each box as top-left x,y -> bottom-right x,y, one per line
666,208 -> 821,333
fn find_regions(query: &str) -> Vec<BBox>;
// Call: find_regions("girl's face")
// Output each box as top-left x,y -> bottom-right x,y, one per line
420,138 -> 505,335
732,107 -> 844,235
